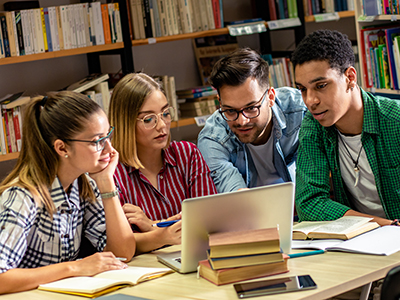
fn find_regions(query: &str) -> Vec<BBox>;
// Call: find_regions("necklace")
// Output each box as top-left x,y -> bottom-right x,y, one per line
337,131 -> 363,187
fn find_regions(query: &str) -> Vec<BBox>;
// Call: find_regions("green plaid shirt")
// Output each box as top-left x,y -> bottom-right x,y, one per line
296,89 -> 400,221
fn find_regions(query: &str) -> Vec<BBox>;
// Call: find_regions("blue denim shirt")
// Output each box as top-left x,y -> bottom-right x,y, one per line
197,87 -> 307,193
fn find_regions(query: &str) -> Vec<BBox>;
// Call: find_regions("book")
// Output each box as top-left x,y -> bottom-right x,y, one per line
94,81 -> 111,115
292,225 -> 400,256
385,27 -> 400,90
66,73 -> 109,93
207,249 -> 284,270
208,227 -> 280,258
292,216 -> 380,240
176,89 -> 217,99
198,257 -> 289,286
38,266 -> 173,298
176,86 -> 216,95
0,91 -> 31,109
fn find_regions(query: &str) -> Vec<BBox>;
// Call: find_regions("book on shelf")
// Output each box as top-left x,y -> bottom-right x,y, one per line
207,249 -> 284,270
198,257 -> 289,286
0,91 -> 31,109
94,81 -> 111,115
177,89 -> 217,99
208,227 -> 281,258
176,86 -> 215,95
292,216 -> 379,240
66,73 -> 109,93
292,225 -> 400,256
192,34 -> 238,85
38,266 -> 173,298
385,27 -> 400,90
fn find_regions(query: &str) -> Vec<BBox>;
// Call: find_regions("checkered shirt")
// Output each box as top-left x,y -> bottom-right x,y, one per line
0,176 -> 106,273
296,89 -> 400,221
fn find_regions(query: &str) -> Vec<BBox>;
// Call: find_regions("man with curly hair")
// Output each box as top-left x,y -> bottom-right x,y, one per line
292,29 -> 400,226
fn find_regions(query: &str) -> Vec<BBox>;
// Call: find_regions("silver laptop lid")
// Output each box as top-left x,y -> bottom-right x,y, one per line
178,182 -> 294,273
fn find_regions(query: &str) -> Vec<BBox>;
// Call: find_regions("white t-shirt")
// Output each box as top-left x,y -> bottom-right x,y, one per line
337,131 -> 386,218
247,134 -> 284,187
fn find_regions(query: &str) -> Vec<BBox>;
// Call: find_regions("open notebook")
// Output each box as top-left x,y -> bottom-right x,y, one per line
38,266 -> 173,298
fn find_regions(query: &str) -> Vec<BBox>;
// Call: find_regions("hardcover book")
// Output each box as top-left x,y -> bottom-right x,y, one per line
292,216 -> 379,240
207,250 -> 284,270
208,227 -> 280,258
198,257 -> 289,286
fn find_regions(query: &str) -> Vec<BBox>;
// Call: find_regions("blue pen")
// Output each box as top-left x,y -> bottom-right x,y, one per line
288,249 -> 325,258
152,220 -> 179,227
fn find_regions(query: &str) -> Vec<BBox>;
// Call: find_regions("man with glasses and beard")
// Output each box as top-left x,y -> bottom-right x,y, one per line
198,48 -> 307,193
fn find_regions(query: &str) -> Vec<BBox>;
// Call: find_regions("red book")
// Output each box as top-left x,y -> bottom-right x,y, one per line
211,0 -> 221,28
268,0 -> 278,20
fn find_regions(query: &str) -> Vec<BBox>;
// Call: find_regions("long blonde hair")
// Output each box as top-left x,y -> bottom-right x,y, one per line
109,73 -> 171,169
0,91 -> 102,213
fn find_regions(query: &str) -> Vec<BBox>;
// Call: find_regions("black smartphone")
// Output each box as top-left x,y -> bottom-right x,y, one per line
234,275 -> 317,298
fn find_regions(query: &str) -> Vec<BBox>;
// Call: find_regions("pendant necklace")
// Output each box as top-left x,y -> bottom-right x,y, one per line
337,132 -> 363,187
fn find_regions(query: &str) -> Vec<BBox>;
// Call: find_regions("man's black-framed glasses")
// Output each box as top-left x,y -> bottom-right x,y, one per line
219,88 -> 269,122
63,126 -> 114,152
136,106 -> 175,130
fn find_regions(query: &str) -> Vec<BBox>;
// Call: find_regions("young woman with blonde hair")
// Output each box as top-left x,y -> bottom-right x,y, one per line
109,73 -> 217,254
0,91 -> 136,294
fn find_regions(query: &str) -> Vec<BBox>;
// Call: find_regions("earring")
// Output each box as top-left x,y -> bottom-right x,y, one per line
65,154 -> 68,158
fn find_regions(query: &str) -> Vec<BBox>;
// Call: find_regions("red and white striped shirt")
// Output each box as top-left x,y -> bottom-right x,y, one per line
113,141 -> 217,221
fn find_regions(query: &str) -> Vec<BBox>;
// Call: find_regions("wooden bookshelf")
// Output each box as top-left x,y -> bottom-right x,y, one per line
304,10 -> 355,22
0,152 -> 19,162
0,43 -> 124,66
170,118 -> 197,128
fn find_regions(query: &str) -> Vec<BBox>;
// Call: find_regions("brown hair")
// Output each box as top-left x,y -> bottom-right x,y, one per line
0,91 -> 102,213
109,73 -> 171,169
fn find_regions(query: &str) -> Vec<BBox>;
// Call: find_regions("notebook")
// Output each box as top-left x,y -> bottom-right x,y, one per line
157,182 -> 295,273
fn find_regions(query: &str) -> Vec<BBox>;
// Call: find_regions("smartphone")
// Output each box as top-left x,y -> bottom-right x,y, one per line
234,275 -> 317,298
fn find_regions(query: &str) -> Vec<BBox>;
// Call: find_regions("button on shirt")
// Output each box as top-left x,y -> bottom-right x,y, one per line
0,176 -> 107,273
114,141 -> 217,222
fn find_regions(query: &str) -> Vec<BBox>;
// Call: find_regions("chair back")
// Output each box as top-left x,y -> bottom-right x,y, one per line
381,265 -> 400,300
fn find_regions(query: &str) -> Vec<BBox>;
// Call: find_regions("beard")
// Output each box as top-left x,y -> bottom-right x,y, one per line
232,123 -> 267,144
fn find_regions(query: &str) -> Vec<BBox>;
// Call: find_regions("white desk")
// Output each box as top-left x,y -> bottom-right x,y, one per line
2,245 -> 400,300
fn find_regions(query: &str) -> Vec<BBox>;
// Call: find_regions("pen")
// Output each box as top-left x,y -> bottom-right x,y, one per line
152,220 -> 179,227
288,249 -> 325,258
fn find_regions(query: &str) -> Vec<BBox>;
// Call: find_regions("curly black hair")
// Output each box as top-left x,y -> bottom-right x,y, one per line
291,29 -> 355,74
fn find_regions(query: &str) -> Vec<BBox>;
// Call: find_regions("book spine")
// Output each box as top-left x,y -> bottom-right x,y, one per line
101,4 -> 112,44
204,0 -> 215,29
40,8 -> 48,52
142,0 -> 154,37
1,16 -> 11,57
108,3 -> 117,43
34,8 -> 45,53
15,11 -> 25,56
91,2 -> 105,45
12,107 -> 22,152
5,12 -> 17,57
157,0 -> 169,36
43,8 -> 52,52
114,3 -> 123,42
21,10 -> 31,55
211,0 -> 221,29
2,111 -> 9,154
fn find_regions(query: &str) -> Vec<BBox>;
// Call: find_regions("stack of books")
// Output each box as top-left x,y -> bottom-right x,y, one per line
198,227 -> 289,286
176,86 -> 218,118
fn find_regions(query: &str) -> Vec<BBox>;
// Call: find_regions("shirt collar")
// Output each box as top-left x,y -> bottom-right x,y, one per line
50,176 -> 80,209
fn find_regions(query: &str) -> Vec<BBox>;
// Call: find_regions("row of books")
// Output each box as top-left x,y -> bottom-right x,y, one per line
302,0 -> 353,16
0,2 -> 122,58
362,0 -> 400,15
360,25 -> 400,90
262,54 -> 296,89
128,0 -> 224,40
176,86 -> 218,118
267,0 -> 299,20
198,227 -> 289,286
0,92 -> 31,155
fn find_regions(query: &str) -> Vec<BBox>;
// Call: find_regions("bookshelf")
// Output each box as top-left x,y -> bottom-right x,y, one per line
354,0 -> 400,94
304,10 -> 355,22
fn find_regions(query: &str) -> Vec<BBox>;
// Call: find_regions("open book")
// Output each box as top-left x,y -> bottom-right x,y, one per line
292,225 -> 400,255
38,266 -> 173,298
292,216 -> 379,240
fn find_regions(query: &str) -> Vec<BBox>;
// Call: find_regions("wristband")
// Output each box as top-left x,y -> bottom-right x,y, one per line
100,189 -> 119,199
391,219 -> 399,226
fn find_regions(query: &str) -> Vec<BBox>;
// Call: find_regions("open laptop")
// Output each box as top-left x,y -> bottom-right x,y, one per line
157,182 -> 295,273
